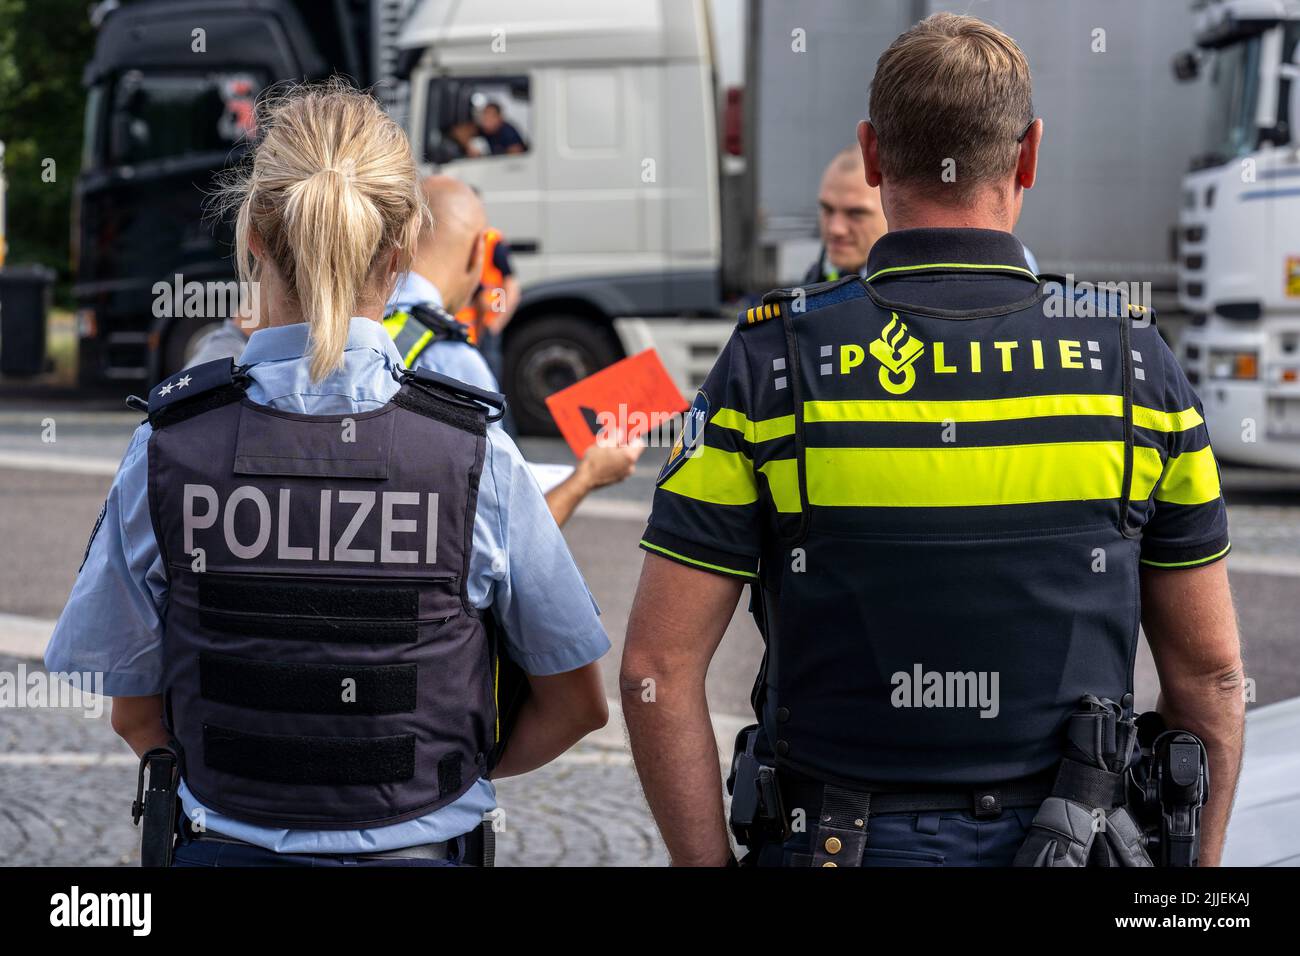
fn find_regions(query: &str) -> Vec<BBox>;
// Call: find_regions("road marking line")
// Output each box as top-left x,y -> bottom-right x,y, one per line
563,498 -> 650,522
1225,553 -> 1300,577
0,451 -> 119,476
0,452 -> 653,523
0,613 -> 55,659
0,753 -> 137,766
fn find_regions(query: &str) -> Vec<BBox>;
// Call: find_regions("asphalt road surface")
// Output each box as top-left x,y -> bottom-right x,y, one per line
1,395 -> 1298,865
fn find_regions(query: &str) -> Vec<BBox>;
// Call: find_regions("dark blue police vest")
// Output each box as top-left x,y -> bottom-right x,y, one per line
755,276 -> 1143,787
145,359 -> 498,829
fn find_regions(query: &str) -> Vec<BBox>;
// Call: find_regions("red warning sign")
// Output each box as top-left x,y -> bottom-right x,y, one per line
544,349 -> 688,458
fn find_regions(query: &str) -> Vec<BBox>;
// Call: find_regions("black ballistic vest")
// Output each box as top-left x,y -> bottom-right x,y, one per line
146,361 -> 495,829
756,279 -> 1141,786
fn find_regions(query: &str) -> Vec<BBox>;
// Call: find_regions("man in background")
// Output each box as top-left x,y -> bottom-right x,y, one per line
389,175 -> 642,526
803,146 -> 888,284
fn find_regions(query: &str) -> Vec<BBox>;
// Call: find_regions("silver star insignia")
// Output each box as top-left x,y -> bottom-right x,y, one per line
159,382 -> 175,396
175,375 -> 192,389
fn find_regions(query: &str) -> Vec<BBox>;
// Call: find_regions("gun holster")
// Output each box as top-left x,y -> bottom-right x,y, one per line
727,724 -> 789,850
132,744 -> 182,867
1127,711 -> 1208,867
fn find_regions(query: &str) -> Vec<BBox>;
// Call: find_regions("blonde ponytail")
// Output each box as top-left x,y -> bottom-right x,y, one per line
217,80 -> 426,381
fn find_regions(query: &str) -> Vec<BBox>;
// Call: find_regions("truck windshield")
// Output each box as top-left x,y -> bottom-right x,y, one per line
106,70 -> 263,167
1200,36 -> 1262,167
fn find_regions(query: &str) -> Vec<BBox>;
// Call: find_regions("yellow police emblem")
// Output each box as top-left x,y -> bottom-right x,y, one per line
870,313 -> 924,395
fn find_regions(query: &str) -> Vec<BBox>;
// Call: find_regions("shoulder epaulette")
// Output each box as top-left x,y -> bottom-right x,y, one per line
740,275 -> 866,327
738,300 -> 784,327
141,357 -> 245,428
146,357 -> 236,415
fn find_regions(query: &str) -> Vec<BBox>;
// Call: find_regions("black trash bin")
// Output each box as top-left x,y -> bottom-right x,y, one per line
0,264 -> 55,377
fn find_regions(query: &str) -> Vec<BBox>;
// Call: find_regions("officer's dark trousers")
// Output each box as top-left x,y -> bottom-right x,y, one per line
751,807 -> 1035,867
171,833 -> 468,867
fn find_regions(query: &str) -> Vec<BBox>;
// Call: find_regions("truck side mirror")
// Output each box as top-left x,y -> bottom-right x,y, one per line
1172,50 -> 1200,82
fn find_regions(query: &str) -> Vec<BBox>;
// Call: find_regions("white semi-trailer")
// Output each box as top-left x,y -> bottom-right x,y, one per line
1175,0 -> 1300,468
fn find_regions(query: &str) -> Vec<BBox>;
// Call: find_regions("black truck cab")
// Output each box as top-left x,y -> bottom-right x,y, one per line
75,0 -> 369,386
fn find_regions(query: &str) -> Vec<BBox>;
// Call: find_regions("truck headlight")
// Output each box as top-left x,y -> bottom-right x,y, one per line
1209,350 -> 1258,381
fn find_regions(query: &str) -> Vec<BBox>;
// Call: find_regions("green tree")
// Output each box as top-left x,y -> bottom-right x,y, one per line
0,0 -> 96,297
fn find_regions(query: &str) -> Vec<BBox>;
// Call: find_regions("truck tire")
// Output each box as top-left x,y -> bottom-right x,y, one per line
503,314 -> 623,435
161,316 -> 223,379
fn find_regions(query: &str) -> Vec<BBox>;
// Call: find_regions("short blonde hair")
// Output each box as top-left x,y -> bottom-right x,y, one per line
868,13 -> 1033,199
217,80 -> 426,380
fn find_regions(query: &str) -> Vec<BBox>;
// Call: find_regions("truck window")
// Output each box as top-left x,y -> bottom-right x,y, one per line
425,76 -> 531,164
108,71 -> 264,166
1201,35 -> 1262,166
82,84 -> 106,171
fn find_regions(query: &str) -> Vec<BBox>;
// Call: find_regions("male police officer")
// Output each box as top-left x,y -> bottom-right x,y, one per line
622,13 -> 1244,867
803,146 -> 888,284
386,175 -> 642,525
385,175 -> 500,391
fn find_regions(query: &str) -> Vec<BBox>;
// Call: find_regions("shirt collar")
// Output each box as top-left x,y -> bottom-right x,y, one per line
240,316 -> 404,369
388,270 -> 444,310
864,228 -> 1035,283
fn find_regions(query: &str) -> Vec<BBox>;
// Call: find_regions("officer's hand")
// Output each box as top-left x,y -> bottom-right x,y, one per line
577,439 -> 645,490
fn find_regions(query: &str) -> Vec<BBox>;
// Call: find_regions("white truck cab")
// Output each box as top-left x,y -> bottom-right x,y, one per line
397,0 -> 735,431
1178,0 -> 1300,467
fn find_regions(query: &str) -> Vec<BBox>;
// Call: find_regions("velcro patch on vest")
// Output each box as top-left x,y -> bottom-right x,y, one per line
437,753 -> 462,796
199,652 -> 418,715
203,723 -> 416,785
198,577 -> 421,644
233,406 -> 395,480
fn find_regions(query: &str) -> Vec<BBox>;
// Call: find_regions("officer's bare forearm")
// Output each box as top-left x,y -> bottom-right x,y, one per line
544,471 -> 592,527
1140,562 -> 1244,866
110,695 -> 170,757
622,554 -> 742,866
491,662 -> 608,778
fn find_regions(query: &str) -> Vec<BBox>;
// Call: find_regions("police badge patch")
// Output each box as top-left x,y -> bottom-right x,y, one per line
657,390 -> 710,484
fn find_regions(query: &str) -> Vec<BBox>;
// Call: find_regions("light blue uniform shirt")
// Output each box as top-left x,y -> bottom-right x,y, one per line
46,317 -> 609,852
388,272 -> 499,391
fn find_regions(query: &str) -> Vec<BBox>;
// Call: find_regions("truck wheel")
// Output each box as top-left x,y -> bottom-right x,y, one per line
503,315 -> 622,435
161,316 -> 223,379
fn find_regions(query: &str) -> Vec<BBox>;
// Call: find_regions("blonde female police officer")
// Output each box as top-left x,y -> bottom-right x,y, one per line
45,83 -> 610,866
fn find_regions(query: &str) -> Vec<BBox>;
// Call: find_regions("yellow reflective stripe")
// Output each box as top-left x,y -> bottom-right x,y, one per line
806,394 -> 1121,424
639,539 -> 758,578
1132,404 -> 1204,433
864,262 -> 1039,283
403,329 -> 434,367
758,458 -> 800,513
710,397 -> 1201,440
1154,445 -> 1221,505
1131,445 -> 1165,502
805,396 -> 1204,432
382,314 -> 408,338
658,445 -> 758,506
804,442 -> 1134,507
763,445 -> 1161,512
1141,543 -> 1231,569
711,407 -> 796,443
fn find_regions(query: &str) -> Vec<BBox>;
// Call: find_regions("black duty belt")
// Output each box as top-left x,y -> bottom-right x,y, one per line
780,767 -> 1056,820
777,769 -> 1056,868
